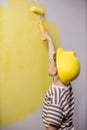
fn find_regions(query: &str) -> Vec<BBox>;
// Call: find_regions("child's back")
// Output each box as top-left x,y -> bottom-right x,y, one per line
42,83 -> 74,130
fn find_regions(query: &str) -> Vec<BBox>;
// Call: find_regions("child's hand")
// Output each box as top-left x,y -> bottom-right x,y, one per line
42,32 -> 52,42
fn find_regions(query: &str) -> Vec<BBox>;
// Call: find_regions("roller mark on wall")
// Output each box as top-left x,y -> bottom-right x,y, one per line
0,0 -> 60,126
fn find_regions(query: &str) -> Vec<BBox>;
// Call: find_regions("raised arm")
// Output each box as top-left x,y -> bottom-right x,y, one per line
42,32 -> 56,61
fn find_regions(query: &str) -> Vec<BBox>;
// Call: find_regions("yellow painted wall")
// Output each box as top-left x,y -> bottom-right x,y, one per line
0,0 -> 60,126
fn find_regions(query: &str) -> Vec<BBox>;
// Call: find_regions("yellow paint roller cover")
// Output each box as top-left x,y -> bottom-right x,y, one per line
32,6 -> 45,15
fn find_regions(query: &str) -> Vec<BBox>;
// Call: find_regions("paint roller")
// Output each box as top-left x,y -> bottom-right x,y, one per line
31,6 -> 46,41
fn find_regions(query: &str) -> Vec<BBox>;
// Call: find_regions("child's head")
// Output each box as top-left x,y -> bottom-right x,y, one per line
56,48 -> 80,85
48,48 -> 80,85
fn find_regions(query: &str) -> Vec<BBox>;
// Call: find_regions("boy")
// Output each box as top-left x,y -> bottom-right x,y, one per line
42,32 -> 80,130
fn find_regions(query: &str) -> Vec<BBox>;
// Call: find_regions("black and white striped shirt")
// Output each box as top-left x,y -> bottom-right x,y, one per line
42,83 -> 75,130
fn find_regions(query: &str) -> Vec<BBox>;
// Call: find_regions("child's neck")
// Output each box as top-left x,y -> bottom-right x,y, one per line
53,75 -> 67,87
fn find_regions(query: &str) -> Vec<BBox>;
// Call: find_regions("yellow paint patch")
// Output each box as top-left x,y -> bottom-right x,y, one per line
0,0 -> 60,126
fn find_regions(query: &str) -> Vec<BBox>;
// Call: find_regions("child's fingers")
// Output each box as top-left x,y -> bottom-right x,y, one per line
41,32 -> 52,42
41,32 -> 49,37
41,32 -> 47,37
41,32 -> 47,35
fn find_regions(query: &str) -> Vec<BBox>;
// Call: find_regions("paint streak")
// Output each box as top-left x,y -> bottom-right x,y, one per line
0,0 -> 60,126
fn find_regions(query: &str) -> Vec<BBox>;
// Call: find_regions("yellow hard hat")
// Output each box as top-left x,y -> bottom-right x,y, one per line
56,48 -> 80,84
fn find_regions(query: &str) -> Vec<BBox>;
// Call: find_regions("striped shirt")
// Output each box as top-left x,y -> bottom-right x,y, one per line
42,83 -> 75,130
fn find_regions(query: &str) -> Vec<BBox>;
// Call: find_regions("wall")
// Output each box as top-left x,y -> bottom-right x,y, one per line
0,0 -> 87,130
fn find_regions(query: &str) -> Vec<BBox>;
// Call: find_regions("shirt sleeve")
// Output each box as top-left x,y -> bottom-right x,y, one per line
46,103 -> 64,127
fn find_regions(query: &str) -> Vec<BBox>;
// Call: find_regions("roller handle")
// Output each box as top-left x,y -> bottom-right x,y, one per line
39,21 -> 46,41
